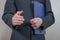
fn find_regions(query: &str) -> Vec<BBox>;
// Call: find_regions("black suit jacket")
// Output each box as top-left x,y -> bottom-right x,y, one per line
2,0 -> 55,40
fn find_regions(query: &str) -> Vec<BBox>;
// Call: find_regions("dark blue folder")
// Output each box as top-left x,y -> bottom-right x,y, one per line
34,1 -> 45,34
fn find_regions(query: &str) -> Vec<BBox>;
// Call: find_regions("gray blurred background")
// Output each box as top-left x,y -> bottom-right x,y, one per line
0,0 -> 60,40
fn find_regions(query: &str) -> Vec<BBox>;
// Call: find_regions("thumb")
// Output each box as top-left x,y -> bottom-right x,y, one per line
16,10 -> 23,15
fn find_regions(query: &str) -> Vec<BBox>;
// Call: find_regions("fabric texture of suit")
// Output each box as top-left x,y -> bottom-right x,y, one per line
2,0 -> 55,40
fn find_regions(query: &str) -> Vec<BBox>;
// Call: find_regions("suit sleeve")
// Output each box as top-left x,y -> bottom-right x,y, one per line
2,0 -> 16,30
40,0 -> 55,30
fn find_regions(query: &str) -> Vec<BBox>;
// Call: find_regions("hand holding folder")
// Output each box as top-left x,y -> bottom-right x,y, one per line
33,1 -> 45,34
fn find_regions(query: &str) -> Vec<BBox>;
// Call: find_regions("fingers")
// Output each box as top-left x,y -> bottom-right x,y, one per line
13,20 -> 24,26
15,16 -> 24,19
30,18 -> 37,28
30,18 -> 36,25
30,18 -> 42,29
12,18 -> 24,26
12,11 -> 25,26
32,24 -> 38,29
13,17 -> 25,22
16,10 -> 23,15
12,17 -> 24,26
13,13 -> 25,22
